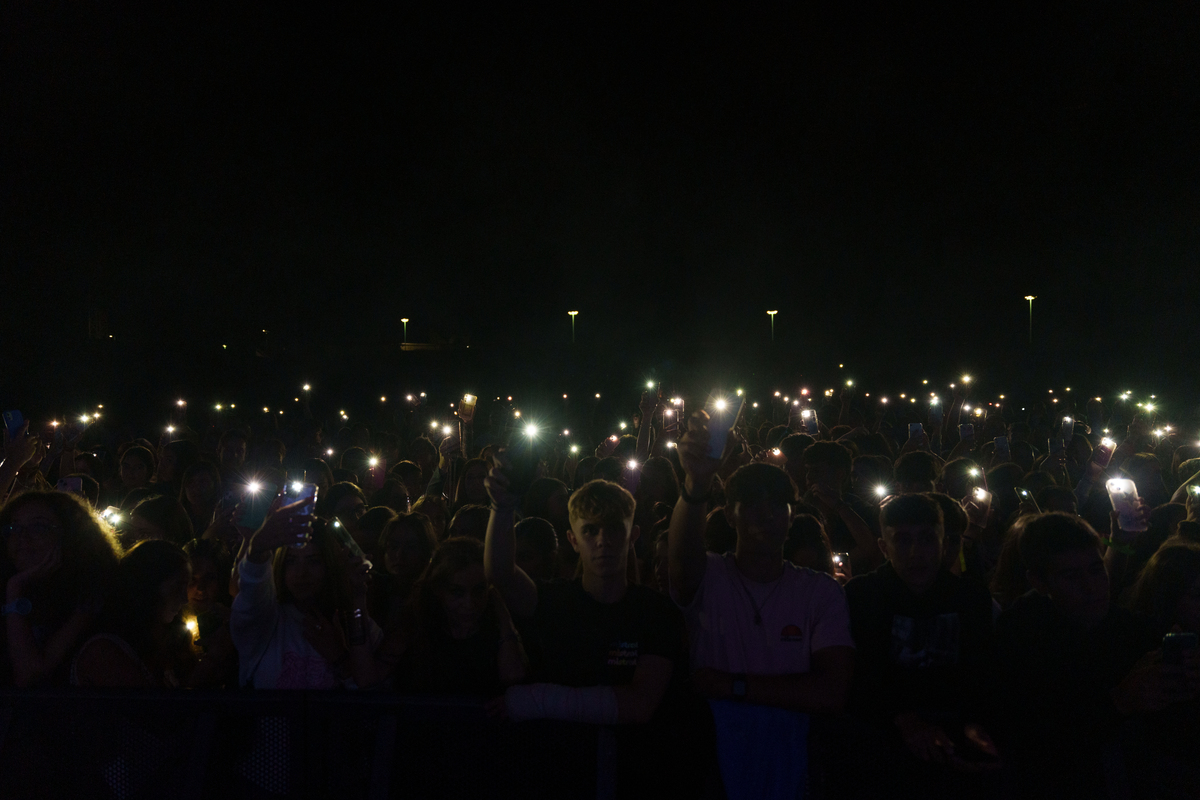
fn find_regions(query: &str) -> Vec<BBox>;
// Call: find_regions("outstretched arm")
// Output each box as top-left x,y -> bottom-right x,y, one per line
484,459 -> 539,618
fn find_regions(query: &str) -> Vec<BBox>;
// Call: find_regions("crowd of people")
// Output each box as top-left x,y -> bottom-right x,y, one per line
2,382 -> 1199,798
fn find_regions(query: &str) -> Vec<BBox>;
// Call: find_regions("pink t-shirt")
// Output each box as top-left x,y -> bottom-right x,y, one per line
676,552 -> 854,674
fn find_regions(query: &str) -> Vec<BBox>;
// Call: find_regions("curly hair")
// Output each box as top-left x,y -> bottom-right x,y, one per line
0,491 -> 122,625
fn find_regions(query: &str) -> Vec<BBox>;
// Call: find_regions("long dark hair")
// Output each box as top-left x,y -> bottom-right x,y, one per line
102,539 -> 190,662
409,537 -> 488,637
272,519 -> 353,615
0,491 -> 122,624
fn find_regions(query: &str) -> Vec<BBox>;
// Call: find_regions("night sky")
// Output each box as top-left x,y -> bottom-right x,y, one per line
5,4 -> 1200,417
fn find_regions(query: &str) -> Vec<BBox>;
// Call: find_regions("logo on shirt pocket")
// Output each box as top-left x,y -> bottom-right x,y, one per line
780,624 -> 804,642
607,641 -> 638,666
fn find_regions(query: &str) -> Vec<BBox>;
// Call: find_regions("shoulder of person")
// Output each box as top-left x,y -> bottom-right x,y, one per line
625,583 -> 683,618
995,590 -> 1053,632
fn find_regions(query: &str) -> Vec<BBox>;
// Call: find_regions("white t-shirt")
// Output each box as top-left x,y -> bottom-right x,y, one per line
674,552 -> 854,800
678,551 -> 854,674
232,559 -> 380,689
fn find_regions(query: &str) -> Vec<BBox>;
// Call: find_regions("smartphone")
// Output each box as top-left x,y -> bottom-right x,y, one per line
1014,487 -> 1040,512
705,396 -> 745,459
994,436 -> 1010,462
971,487 -> 993,518
908,422 -> 924,440
1094,437 -> 1115,468
367,458 -> 387,490
1060,416 -> 1075,442
329,518 -> 368,561
1162,632 -> 1198,666
283,482 -> 318,547
3,410 -> 25,440
959,423 -> 974,442
460,394 -> 477,419
500,432 -> 540,499
831,552 -> 848,567
56,476 -> 84,497
930,402 -> 943,426
1106,478 -> 1148,532
236,481 -> 280,530
1048,439 -> 1065,458
802,408 -> 818,436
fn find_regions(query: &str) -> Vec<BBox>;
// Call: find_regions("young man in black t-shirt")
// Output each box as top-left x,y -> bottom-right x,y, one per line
995,512 -> 1196,799
484,469 -> 698,795
842,493 -> 1000,798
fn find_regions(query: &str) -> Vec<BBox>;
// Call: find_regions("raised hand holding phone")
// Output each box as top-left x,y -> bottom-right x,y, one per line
246,496 -> 314,561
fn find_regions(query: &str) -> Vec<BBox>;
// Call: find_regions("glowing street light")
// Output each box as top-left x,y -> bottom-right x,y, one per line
1025,296 -> 1036,345
767,310 -> 778,342
568,311 -> 579,343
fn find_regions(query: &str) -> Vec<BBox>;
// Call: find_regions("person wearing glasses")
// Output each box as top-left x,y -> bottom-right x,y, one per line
0,491 -> 121,687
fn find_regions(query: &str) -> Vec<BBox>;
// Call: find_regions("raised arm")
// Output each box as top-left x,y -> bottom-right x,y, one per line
635,391 -> 660,463
6,545 -> 99,687
483,459 -> 538,618
668,412 -> 721,607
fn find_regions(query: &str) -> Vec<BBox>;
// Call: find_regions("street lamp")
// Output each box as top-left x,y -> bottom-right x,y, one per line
568,311 -> 579,343
401,318 -> 409,344
1024,296 -> 1036,345
767,310 -> 778,342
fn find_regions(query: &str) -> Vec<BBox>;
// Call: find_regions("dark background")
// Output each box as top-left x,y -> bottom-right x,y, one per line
3,3 -> 1199,430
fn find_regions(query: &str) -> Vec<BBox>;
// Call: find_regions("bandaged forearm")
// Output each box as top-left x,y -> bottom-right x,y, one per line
504,683 -> 619,724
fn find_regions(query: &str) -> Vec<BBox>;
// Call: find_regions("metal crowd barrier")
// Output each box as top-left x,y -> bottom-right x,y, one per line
0,689 -> 611,800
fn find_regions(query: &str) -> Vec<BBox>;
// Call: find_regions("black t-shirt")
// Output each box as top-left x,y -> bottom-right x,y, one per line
994,592 -> 1159,796
845,563 -> 995,728
523,579 -> 687,689
520,579 -> 709,797
397,625 -> 502,696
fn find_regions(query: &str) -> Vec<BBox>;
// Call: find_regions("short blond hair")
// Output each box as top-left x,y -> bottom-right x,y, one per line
568,480 -> 636,527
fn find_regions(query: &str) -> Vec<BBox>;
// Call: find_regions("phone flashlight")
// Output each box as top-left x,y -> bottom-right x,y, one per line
619,421 -> 626,429
167,426 -> 175,433
185,616 -> 199,641
974,487 -> 988,501
430,420 -> 438,429
326,449 -> 334,456
772,448 -> 782,457
1188,485 -> 1200,496
570,445 -> 579,454
524,424 -> 538,438
714,399 -> 728,411
801,409 -> 813,419
969,468 -> 980,477
874,485 -> 888,498
627,460 -> 639,470
247,482 -> 262,493
442,425 -> 452,436
291,481 -> 304,493
368,457 -> 379,467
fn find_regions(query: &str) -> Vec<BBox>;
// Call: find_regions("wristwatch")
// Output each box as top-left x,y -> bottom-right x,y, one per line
731,673 -> 748,701
1,599 -> 32,616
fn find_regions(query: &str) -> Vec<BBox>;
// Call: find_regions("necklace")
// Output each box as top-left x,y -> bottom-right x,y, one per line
735,569 -> 785,626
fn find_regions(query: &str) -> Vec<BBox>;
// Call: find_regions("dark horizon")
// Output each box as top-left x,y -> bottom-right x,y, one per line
4,3 -> 1200,415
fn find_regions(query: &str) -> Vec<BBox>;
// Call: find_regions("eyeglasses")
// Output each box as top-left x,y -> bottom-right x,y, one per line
3,522 -> 61,540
